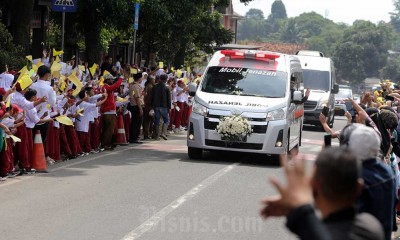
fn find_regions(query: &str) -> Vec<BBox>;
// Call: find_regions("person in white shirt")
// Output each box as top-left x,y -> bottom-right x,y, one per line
30,65 -> 56,152
75,90 -> 107,153
24,89 -> 54,164
175,79 -> 187,131
0,65 -> 14,91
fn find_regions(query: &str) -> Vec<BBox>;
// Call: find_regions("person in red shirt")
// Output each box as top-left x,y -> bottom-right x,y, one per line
100,74 -> 122,150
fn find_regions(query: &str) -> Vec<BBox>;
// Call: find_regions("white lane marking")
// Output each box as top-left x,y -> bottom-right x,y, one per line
120,163 -> 239,240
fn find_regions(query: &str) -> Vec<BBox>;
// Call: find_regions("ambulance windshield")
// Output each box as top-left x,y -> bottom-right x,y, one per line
201,66 -> 287,98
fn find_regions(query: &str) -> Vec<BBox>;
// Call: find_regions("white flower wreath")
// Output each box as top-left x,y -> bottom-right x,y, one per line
216,114 -> 253,142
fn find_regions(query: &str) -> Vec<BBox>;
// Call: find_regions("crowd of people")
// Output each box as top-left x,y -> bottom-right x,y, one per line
260,81 -> 400,240
0,51 -> 198,181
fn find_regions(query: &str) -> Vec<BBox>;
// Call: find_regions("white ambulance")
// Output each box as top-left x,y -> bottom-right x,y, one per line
187,49 -> 305,164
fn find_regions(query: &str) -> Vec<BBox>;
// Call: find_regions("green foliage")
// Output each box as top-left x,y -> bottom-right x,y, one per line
270,0 -> 287,20
334,20 -> 395,80
0,22 -> 25,70
380,55 -> 400,81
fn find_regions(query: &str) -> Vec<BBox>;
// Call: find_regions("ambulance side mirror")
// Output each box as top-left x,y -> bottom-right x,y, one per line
189,82 -> 197,97
293,91 -> 303,102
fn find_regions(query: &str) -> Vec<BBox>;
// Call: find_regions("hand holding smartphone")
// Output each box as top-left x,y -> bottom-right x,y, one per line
322,106 -> 329,117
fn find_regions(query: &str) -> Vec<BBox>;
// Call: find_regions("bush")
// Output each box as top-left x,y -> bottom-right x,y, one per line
0,22 -> 25,71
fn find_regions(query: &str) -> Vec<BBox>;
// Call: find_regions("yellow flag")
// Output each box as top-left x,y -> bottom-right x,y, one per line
117,96 -> 128,103
55,56 -> 61,63
46,104 -> 51,110
18,74 -> 33,90
51,62 -> 62,74
103,70 -> 111,76
78,65 -> 85,71
187,67 -> 191,73
36,59 -> 44,68
5,96 -> 11,108
130,68 -> 138,74
171,67 -> 174,71
159,62 -> 164,69
53,71 -> 61,79
19,66 -> 28,74
53,48 -> 64,56
129,77 -> 134,84
60,81 -> 66,91
183,78 -> 188,84
55,115 -> 74,126
26,55 -> 33,62
10,135 -> 21,143
177,69 -> 183,78
77,108 -> 84,116
99,76 -> 105,87
68,74 -> 83,96
89,63 -> 98,77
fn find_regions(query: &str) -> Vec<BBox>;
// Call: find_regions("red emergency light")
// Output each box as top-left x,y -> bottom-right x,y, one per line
221,50 -> 280,61
221,50 -> 245,59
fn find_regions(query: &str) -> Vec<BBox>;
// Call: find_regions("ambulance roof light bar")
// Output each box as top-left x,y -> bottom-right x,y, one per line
221,50 -> 280,61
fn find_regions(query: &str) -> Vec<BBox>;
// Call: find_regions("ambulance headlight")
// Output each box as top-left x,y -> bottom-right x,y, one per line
192,100 -> 208,116
266,108 -> 286,121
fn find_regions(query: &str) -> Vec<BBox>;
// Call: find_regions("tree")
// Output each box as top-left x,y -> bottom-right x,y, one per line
333,42 -> 366,83
270,0 -> 287,21
0,0 -> 35,55
0,22 -> 25,70
245,8 -> 264,20
380,55 -> 400,81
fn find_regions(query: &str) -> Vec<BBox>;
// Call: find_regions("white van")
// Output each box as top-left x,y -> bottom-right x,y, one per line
187,49 -> 305,163
295,51 -> 339,128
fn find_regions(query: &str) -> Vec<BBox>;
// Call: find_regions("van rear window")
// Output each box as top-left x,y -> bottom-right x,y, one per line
201,66 -> 287,98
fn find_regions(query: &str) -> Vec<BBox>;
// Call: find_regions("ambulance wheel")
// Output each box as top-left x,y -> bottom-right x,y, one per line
188,147 -> 203,160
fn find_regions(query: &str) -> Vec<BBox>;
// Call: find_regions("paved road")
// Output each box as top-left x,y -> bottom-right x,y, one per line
0,117 -> 348,240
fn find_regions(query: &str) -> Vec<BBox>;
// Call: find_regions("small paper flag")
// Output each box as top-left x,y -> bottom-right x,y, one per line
36,60 -> 44,68
159,62 -> 164,69
68,71 -> 83,96
171,67 -> 174,71
18,66 -> 28,74
18,75 -> 33,90
55,56 -> 61,63
117,96 -> 129,103
26,55 -> 33,62
51,62 -> 62,73
78,65 -> 85,71
10,135 -> 21,143
89,63 -> 98,77
53,71 -> 61,79
55,115 -> 74,126
53,48 -> 64,56
77,108 -> 84,116
130,68 -> 138,74
46,104 -> 51,110
184,78 -> 188,84
187,67 -> 191,73
129,77 -> 134,84
103,70 -> 111,76
5,96 -> 11,108
99,76 -> 105,87
177,70 -> 183,78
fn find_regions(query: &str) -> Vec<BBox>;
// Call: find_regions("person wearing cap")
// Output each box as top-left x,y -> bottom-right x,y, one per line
340,124 -> 396,240
128,72 -> 144,143
100,73 -> 122,150
151,74 -> 171,140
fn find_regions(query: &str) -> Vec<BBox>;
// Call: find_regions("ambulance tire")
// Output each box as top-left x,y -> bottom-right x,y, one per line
188,147 -> 203,160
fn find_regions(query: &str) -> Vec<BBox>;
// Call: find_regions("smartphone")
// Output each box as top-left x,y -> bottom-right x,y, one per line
324,134 -> 332,147
385,95 -> 395,101
322,106 -> 329,117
